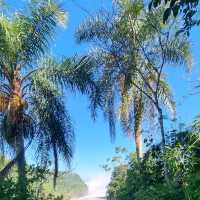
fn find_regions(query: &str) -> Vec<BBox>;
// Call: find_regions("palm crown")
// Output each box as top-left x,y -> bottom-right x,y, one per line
75,0 -> 192,158
0,0 -> 95,189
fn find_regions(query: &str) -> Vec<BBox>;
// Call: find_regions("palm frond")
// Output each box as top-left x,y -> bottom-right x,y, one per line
26,56 -> 101,120
16,1 -> 67,65
29,73 -> 74,184
75,10 -> 113,44
0,16 -> 17,74
29,56 -> 96,94
162,37 -> 192,70
158,79 -> 176,117
105,88 -> 116,141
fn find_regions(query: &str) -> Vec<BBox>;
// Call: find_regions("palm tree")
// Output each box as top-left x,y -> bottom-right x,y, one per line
75,0 -> 191,160
119,78 -> 175,160
0,1 -> 95,198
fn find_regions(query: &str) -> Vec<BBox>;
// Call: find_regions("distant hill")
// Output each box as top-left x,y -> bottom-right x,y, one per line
44,172 -> 88,199
0,156 -> 88,199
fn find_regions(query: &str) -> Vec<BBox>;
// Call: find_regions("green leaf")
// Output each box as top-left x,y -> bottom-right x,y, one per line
163,8 -> 171,23
153,0 -> 160,7
148,1 -> 153,10
172,4 -> 180,17
169,0 -> 178,8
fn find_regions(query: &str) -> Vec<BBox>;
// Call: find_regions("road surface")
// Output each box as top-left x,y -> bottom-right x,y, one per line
76,196 -> 106,200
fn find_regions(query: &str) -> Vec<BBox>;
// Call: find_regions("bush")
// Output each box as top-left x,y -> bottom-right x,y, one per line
107,131 -> 200,200
0,166 -> 64,200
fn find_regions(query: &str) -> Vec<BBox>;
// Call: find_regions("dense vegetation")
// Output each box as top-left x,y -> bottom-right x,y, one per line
106,129 -> 200,200
0,0 -> 200,199
0,160 -> 88,200
76,0 -> 200,199
0,1 -> 94,199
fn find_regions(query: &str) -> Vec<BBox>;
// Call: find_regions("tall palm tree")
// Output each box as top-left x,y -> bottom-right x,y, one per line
119,78 -> 175,160
0,1 -> 95,198
75,0 -> 191,160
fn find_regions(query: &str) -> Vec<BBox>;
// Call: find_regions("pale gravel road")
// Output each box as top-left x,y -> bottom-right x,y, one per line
74,196 -> 106,200
79,198 -> 105,200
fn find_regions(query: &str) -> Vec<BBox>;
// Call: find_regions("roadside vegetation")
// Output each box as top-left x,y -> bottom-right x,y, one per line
0,0 -> 200,199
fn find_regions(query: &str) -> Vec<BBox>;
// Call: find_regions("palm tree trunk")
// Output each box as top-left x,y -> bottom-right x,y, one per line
15,133 -> 27,199
10,71 -> 28,198
134,123 -> 143,160
155,101 -> 169,181
157,105 -> 166,147
53,142 -> 58,189
134,94 -> 143,160
0,138 -> 32,179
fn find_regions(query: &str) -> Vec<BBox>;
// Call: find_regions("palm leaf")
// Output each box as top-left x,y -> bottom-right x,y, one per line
75,10 -> 113,44
162,37 -> 192,70
16,1 -> 67,65
29,72 -> 74,186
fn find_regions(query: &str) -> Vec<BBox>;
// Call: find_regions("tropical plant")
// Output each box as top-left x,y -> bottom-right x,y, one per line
0,0 -> 95,198
106,129 -> 200,200
75,0 -> 191,159
0,164 -> 65,200
149,0 -> 200,35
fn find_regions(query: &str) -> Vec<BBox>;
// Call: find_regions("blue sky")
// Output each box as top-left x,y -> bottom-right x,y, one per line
52,0 -> 134,180
61,3 -> 200,192
5,0 -> 200,193
56,0 -> 200,180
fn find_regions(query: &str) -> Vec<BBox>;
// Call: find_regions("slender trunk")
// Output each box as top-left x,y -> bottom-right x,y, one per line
157,106 -> 165,147
11,70 -> 27,199
154,95 -> 166,147
134,124 -> 143,160
15,133 -> 27,199
134,94 -> 143,161
155,103 -> 170,182
0,153 -> 21,179
53,142 -> 58,189
0,138 -> 32,179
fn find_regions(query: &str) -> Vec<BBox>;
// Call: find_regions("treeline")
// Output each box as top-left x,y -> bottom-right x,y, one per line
76,0 -> 200,199
75,0 -> 191,161
0,0 -> 200,199
106,129 -> 200,200
0,161 -> 88,200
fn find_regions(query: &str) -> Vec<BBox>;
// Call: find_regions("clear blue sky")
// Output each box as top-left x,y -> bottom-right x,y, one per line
7,0 -> 200,184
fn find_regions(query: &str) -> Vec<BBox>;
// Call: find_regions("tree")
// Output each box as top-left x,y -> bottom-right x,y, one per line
149,0 -> 200,35
75,0 -> 191,159
119,78 -> 174,159
0,1 -> 95,198
106,129 -> 200,200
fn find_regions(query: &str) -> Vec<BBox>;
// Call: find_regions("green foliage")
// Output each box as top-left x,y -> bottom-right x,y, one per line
107,130 -> 200,200
76,0 -> 191,143
149,0 -> 200,34
107,165 -> 128,200
0,165 -> 64,200
0,162 -> 87,200
0,0 -> 97,189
